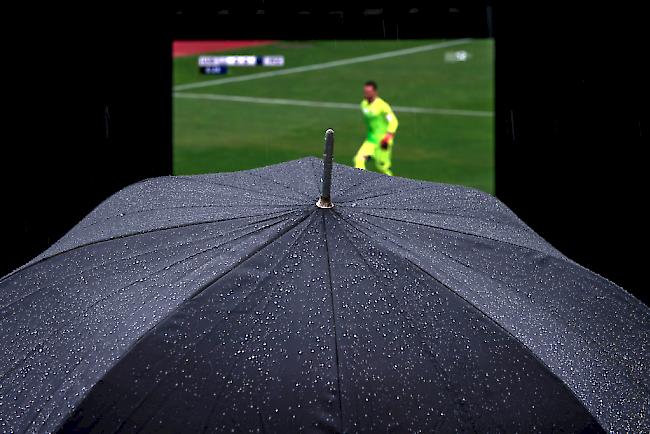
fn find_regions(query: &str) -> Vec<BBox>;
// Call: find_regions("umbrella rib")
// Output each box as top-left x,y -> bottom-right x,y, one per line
330,212 -> 469,401
340,210 -> 650,402
75,203 -> 306,231
433,241 -> 650,392
12,208 -> 302,277
156,181 -> 305,204
6,239 -> 232,430
350,209 -> 563,260
332,173 -> 425,201
20,212 -> 317,433
0,212 -> 302,383
369,203 -> 650,387
185,213 -> 319,433
92,212 -> 318,434
240,171 -> 316,200
321,212 -> 345,432
335,212 -> 605,427
335,183 -> 431,203
0,210 -> 298,313
173,175 -> 307,202
2,207 -> 309,283
336,204 -> 522,224
187,209 -> 315,302
327,174 -> 384,198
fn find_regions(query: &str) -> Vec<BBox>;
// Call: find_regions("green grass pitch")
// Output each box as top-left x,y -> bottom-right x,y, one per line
173,39 -> 494,193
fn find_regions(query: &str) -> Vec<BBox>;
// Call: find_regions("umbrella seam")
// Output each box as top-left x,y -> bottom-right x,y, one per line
341,206 -> 646,308
187,210 -> 314,303
196,213 -> 319,433
334,211 -> 606,431
0,213 -> 300,386
101,211 -> 319,434
75,203 -> 305,231
52,210 -> 317,433
336,184 -> 432,204
351,209 -> 565,261
331,211 -> 475,430
345,207 -> 645,310
0,210 -> 300,312
332,172 -> 430,201
0,228 -> 235,311
1,207 -> 309,283
321,212 -> 345,432
423,233 -> 650,393
3,209 -> 301,281
326,173 -> 386,199
172,175 -> 309,202
336,204 -> 526,227
240,171 -> 317,200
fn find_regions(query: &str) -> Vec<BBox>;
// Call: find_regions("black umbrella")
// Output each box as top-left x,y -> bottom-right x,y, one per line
1,130 -> 648,433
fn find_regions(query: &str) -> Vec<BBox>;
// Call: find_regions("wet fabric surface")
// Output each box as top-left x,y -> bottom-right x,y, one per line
0,158 -> 647,433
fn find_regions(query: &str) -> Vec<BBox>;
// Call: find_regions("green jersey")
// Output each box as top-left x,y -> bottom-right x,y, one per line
361,97 -> 399,144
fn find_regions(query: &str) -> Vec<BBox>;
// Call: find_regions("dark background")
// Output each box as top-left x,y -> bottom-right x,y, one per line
2,2 -> 646,305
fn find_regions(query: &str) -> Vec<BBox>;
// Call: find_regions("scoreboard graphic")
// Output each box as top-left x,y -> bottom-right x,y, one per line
198,55 -> 285,74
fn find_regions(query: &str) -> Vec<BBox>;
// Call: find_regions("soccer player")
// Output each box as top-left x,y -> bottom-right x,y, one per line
353,80 -> 399,176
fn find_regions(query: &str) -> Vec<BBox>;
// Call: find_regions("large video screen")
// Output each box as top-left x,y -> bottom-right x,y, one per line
173,39 -> 494,193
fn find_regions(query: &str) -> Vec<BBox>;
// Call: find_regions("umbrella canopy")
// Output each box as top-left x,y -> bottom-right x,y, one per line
1,133 -> 648,433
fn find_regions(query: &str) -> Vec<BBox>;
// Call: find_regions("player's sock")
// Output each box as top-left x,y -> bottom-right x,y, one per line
354,154 -> 368,170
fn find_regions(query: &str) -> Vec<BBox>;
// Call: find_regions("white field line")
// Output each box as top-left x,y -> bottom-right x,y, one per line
173,92 -> 493,118
174,39 -> 473,91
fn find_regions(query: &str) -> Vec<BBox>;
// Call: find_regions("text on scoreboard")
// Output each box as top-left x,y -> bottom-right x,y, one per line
198,55 -> 285,74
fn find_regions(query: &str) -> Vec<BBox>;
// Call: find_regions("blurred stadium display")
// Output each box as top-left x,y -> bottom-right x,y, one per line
173,39 -> 494,193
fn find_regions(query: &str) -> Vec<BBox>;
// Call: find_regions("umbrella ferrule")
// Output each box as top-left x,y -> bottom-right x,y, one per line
316,196 -> 333,208
317,129 -> 335,209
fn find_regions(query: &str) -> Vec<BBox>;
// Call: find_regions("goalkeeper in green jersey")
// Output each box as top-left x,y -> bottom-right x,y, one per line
353,80 -> 399,176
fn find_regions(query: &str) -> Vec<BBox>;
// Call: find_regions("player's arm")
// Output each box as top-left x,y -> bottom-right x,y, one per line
380,104 -> 399,149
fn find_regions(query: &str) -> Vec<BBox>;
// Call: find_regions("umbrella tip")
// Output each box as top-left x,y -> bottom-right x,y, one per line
316,129 -> 335,209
